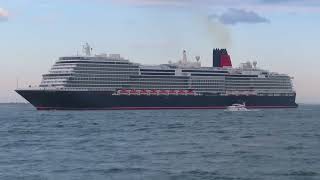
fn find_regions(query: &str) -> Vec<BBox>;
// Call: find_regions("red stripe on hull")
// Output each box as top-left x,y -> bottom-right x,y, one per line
36,106 -> 298,111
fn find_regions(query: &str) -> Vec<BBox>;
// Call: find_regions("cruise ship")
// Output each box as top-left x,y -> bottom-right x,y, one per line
16,43 -> 298,110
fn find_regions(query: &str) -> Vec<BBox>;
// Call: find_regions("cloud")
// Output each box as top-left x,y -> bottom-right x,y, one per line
210,8 -> 269,25
260,0 -> 303,4
112,0 -> 320,12
0,8 -> 9,22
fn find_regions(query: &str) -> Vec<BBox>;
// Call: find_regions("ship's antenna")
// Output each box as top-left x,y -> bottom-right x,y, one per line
83,42 -> 92,56
182,50 -> 188,64
195,56 -> 200,62
253,61 -> 257,69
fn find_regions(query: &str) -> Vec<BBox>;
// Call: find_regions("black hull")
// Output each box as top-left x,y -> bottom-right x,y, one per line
16,90 -> 298,110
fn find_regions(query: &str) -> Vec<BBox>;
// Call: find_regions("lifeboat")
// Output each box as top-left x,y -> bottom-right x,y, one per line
178,90 -> 185,95
130,90 -> 138,95
150,90 -> 157,95
159,90 -> 168,95
169,90 -> 176,95
119,89 -> 130,95
187,90 -> 195,95
140,90 -> 148,95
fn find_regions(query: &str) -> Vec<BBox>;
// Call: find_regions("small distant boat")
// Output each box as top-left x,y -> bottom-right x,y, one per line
226,103 -> 249,111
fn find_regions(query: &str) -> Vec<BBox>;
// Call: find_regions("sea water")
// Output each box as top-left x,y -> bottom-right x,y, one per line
0,104 -> 319,180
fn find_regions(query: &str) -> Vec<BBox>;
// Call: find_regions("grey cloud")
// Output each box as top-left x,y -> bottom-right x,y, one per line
210,8 -> 270,25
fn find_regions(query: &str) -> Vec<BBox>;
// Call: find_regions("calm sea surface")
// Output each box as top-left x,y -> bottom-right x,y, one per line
0,104 -> 319,180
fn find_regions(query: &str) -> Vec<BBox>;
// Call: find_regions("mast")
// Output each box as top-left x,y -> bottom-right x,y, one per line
182,50 -> 188,64
82,43 -> 92,56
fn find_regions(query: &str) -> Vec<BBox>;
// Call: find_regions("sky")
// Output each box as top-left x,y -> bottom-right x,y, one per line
0,0 -> 319,103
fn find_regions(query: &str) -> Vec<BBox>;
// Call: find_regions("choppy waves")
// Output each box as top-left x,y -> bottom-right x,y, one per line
0,104 -> 319,180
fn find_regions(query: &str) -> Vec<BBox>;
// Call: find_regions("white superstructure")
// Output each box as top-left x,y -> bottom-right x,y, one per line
38,44 -> 295,97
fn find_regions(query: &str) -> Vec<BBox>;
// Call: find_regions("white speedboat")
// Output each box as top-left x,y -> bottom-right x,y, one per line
226,103 -> 249,111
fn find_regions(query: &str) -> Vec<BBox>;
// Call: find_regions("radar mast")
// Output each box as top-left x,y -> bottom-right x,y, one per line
83,43 -> 92,56
182,50 -> 188,64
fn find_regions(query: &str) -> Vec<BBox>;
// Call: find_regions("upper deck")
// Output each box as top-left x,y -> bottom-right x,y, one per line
20,44 -> 295,96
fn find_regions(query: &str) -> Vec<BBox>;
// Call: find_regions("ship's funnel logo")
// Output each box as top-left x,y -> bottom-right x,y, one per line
213,49 -> 232,68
